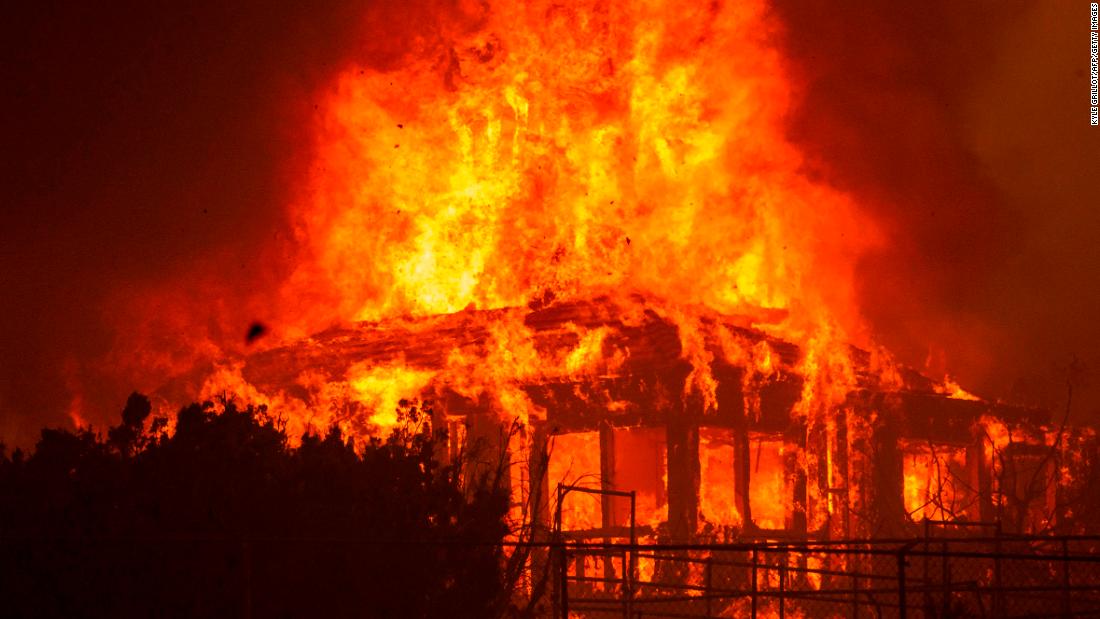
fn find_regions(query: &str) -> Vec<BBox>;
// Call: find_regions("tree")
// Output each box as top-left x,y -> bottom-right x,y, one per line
0,395 -> 515,618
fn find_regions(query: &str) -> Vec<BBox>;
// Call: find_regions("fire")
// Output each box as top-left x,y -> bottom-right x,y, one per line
70,0 -> 926,462
609,426 -> 668,528
347,361 -> 436,429
95,0 -> 1068,554
28,4 -> 1100,617
110,0 -> 905,493
699,427 -> 741,527
901,440 -> 971,521
548,431 -> 602,531
935,375 -> 981,401
277,0 -> 877,351
748,435 -> 788,529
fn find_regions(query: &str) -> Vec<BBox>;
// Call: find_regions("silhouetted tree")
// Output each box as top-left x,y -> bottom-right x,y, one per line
0,394 -> 513,618
106,392 -> 152,456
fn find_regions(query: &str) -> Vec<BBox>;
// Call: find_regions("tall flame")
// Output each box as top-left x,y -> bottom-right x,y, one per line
278,0 -> 878,345
96,0 -> 999,449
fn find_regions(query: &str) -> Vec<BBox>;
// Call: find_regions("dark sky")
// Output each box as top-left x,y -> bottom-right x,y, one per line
2,0 -> 1098,446
0,0 -> 372,444
773,0 -> 1100,419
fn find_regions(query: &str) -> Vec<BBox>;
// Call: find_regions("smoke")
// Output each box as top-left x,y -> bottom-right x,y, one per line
771,0 -> 1100,418
2,0 -> 1097,446
0,0 -> 466,445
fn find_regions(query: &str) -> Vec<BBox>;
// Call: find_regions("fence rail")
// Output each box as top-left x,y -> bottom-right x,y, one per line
6,530 -> 1100,617
551,534 -> 1100,619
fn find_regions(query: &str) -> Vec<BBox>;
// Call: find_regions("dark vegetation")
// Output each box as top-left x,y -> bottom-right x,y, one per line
0,394 -> 517,618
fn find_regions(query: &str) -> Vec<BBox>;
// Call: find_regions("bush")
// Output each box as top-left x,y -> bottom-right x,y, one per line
0,394 -> 512,618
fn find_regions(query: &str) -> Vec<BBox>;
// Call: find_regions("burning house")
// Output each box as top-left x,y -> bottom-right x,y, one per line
86,2 -> 1096,609
201,293 -> 1094,548
8,0 -> 1100,615
150,1 -> 1099,556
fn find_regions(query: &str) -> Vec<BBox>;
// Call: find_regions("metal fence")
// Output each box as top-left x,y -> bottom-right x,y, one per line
546,483 -> 1100,618
550,533 -> 1100,619
5,532 -> 1100,617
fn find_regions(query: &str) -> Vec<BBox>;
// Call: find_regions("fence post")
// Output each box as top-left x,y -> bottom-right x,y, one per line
751,547 -> 759,619
554,484 -> 566,619
628,490 -> 636,619
561,541 -> 570,619
621,549 -> 629,619
1062,538 -> 1071,618
922,519 -> 932,614
941,540 -> 950,617
897,545 -> 909,619
993,520 -> 1003,617
705,556 -> 713,618
851,558 -> 859,619
778,548 -> 786,619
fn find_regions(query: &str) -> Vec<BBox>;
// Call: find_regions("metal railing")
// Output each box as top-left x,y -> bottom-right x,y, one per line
552,530 -> 1100,618
554,483 -> 638,618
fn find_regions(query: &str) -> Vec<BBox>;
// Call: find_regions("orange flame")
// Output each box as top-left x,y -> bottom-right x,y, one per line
278,0 -> 878,351
84,0 -> 1017,547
